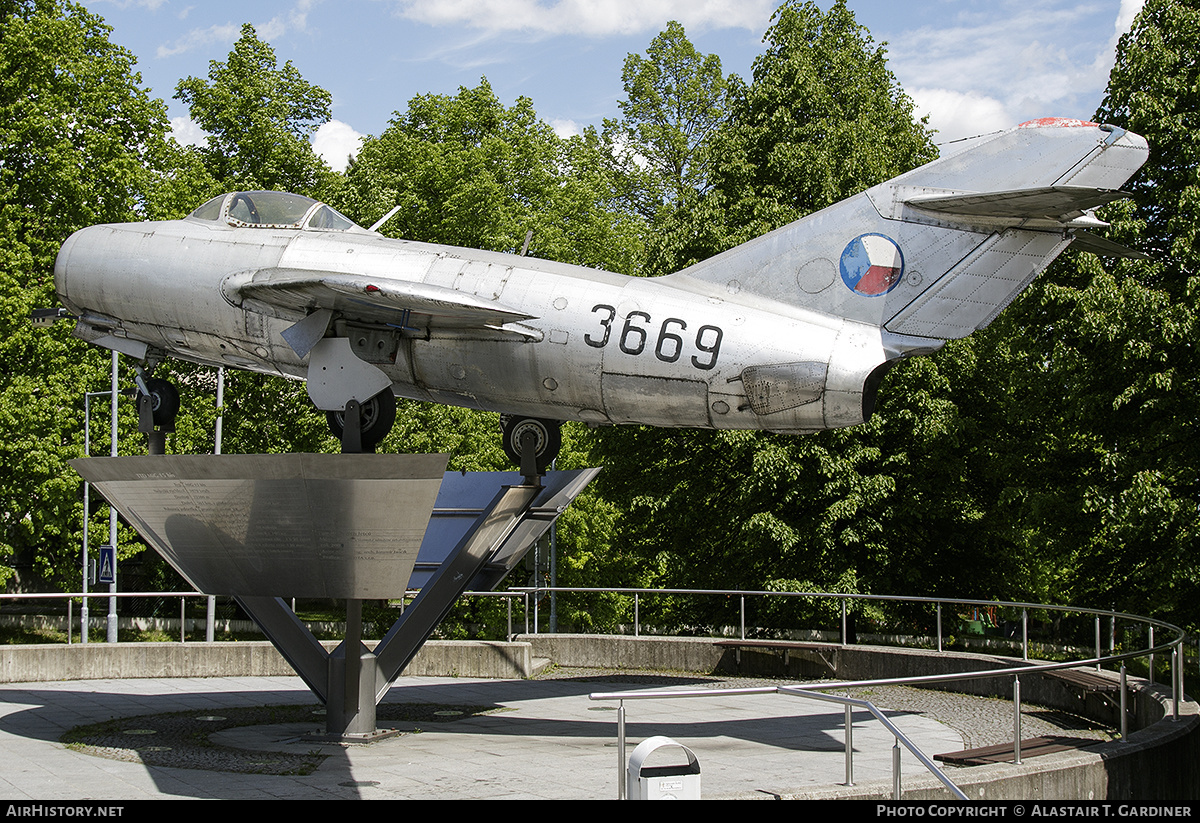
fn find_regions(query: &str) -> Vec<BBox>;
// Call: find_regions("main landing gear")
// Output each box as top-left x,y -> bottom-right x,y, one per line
500,415 -> 562,482
325,389 -> 397,454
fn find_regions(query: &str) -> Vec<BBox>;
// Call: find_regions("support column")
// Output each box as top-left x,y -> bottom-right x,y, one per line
326,600 -> 381,737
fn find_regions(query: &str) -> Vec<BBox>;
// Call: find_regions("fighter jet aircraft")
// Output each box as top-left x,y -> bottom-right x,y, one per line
52,118 -> 1148,470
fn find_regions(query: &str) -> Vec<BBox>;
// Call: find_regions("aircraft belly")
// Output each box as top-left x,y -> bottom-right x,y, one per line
601,373 -> 709,426
409,334 -> 603,419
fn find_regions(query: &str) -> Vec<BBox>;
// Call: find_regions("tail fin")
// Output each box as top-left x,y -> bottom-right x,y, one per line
667,119 -> 1148,346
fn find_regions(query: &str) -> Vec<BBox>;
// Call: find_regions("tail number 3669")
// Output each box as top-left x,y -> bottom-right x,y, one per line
583,305 -> 723,370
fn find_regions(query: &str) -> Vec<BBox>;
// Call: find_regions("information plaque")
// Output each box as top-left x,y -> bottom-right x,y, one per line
71,453 -> 449,599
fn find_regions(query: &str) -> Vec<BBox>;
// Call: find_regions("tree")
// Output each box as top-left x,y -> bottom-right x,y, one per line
645,0 -> 936,275
337,79 -> 642,271
609,21 -> 732,219
0,0 -> 187,587
175,23 -> 332,194
593,2 -> 947,626
726,0 -> 935,218
958,0 -> 1200,627
0,0 -> 172,260
1095,0 -> 1200,291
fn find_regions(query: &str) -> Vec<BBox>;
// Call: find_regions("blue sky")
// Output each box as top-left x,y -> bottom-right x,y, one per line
81,0 -> 1143,172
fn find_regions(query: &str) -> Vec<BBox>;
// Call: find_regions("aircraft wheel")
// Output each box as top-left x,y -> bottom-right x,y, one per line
326,390 -> 397,450
143,378 -> 180,427
500,415 -> 561,474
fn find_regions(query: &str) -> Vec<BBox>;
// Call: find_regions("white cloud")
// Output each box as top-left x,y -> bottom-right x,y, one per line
312,120 -> 365,172
91,0 -> 169,9
392,0 -> 774,36
156,0 -> 317,57
169,116 -> 208,147
885,1 -> 1140,137
260,0 -> 316,41
157,22 -> 241,58
909,88 -> 1011,142
1087,0 -> 1144,85
1116,0 -> 1144,35
550,118 -> 581,138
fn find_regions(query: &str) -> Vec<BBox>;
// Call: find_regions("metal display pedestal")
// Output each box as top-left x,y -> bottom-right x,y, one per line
72,453 -> 598,739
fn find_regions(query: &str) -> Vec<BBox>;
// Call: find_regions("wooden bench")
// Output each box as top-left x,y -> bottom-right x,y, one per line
936,736 -> 1101,766
1044,667 -> 1121,693
1042,667 -> 1126,715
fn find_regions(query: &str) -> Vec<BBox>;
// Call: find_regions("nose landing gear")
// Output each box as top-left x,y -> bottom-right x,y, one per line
134,371 -> 180,455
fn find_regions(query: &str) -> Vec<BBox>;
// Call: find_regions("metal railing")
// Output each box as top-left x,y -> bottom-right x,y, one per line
0,591 -> 208,644
3,588 -> 1192,677
1,586 -> 1191,798
511,585 -> 1192,668
589,618 -> 1189,800
502,585 -> 1191,799
594,683 -> 970,800
0,590 -> 530,643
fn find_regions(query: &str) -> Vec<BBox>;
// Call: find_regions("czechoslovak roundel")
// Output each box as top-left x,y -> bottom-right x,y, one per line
839,233 -> 904,297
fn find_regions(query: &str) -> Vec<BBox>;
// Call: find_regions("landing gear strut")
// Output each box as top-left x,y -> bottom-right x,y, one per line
500,415 -> 562,481
326,389 -> 397,454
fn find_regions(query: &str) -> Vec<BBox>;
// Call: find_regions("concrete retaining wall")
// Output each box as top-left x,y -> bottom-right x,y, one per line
0,639 -> 534,682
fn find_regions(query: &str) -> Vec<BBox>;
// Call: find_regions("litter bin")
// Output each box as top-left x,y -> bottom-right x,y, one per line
626,736 -> 701,800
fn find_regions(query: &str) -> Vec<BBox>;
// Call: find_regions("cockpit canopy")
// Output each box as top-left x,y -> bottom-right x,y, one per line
188,191 -> 363,231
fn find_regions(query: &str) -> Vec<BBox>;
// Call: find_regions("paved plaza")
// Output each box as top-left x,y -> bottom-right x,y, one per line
0,673 -> 969,800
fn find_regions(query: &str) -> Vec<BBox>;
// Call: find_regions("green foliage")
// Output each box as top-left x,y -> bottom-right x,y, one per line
1095,0 -> 1200,289
0,0 -> 193,588
646,0 -> 935,274
175,23 -> 332,194
723,0 -> 935,221
609,20 -> 732,219
593,0 -> 945,621
949,0 -> 1200,627
336,79 -> 643,273
0,0 -> 169,259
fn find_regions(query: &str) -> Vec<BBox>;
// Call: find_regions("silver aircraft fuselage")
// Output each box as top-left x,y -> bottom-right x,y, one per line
54,119 -> 1150,435
56,211 -> 883,433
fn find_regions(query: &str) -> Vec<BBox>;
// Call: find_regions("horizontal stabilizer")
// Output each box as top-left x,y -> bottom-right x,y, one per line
1071,231 -> 1149,259
906,186 -> 1128,221
228,268 -> 536,330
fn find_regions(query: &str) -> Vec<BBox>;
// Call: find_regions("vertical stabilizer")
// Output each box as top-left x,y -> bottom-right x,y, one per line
666,119 -> 1148,345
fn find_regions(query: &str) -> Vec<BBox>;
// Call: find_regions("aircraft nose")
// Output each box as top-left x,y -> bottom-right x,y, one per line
53,227 -> 85,314
53,223 -> 172,324
53,224 -> 118,319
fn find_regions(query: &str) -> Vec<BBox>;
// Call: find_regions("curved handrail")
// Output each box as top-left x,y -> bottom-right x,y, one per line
542,585 -> 1189,799
510,585 -> 1187,655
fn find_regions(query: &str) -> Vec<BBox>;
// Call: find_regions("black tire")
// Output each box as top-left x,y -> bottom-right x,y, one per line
143,378 -> 180,427
326,389 -> 397,450
500,415 -> 562,474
